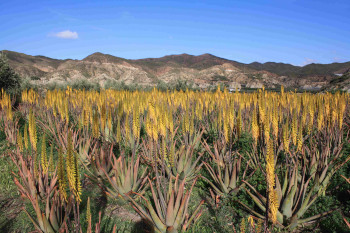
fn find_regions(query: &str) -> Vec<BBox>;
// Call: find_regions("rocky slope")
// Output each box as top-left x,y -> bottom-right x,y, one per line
2,50 -> 350,90
326,70 -> 350,92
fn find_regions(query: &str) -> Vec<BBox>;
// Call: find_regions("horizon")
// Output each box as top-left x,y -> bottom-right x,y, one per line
1,0 -> 349,66
3,49 -> 349,67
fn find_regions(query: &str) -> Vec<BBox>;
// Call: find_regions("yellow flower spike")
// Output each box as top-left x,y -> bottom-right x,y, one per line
28,109 -> 37,151
247,215 -> 255,229
266,140 -> 275,187
252,118 -> 259,144
291,111 -> 297,146
265,139 -> 279,225
66,131 -> 76,192
264,112 -> 270,144
40,134 -> 48,174
269,189 -> 279,224
74,152 -> 82,203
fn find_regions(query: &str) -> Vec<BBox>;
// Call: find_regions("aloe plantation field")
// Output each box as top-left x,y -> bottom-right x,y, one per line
0,87 -> 350,233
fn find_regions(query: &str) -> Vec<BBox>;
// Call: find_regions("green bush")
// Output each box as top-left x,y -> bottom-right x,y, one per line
69,79 -> 100,91
0,53 -> 20,92
104,80 -> 149,91
20,77 -> 39,91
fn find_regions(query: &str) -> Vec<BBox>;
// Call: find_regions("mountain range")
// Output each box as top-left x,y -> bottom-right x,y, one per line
2,50 -> 350,91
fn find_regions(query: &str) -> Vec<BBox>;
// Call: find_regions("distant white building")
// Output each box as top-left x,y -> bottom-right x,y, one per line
228,82 -> 241,92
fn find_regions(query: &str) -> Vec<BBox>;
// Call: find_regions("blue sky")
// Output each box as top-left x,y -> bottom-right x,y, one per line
0,0 -> 349,66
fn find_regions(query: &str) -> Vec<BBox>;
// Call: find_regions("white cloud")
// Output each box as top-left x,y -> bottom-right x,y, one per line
333,57 -> 344,63
51,30 -> 78,39
301,58 -> 317,66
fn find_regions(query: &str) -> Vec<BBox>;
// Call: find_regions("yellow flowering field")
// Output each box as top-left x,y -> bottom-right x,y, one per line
0,87 -> 349,232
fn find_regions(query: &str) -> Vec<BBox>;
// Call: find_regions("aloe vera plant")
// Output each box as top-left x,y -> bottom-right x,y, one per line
128,175 -> 204,233
240,135 -> 350,230
141,135 -> 203,182
37,113 -> 81,153
25,190 -> 72,233
201,138 -> 252,196
1,117 -> 19,145
95,148 -> 148,198
10,149 -> 72,233
83,142 -> 114,181
164,142 -> 203,181
78,135 -> 96,165
181,126 -> 203,149
11,149 -> 55,200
